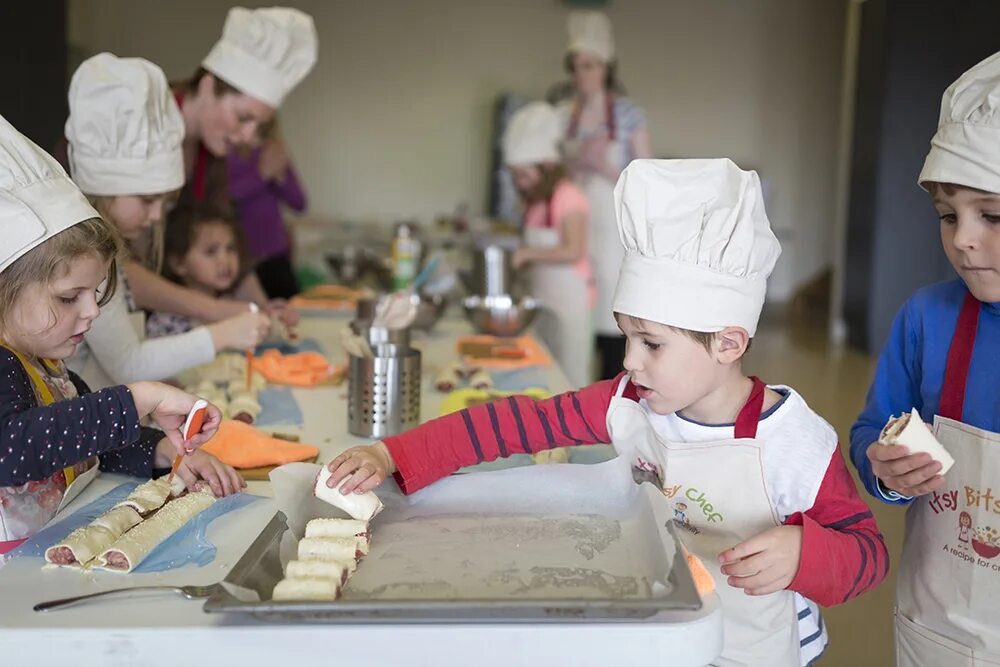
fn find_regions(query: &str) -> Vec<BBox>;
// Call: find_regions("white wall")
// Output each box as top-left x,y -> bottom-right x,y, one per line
68,0 -> 847,301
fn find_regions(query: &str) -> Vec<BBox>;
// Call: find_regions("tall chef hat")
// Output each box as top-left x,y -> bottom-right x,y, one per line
66,52 -> 184,196
612,159 -> 781,337
566,10 -> 615,62
919,51 -> 1000,194
503,102 -> 561,167
0,114 -> 100,273
202,6 -> 318,108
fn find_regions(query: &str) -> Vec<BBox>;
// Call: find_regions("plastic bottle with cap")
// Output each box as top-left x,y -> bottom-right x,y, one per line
391,223 -> 420,290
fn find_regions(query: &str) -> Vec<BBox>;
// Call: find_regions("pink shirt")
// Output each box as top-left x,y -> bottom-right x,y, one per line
523,179 -> 595,305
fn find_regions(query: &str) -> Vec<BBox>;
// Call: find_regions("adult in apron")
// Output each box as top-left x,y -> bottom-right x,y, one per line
895,290 -> 1000,666
557,11 -> 652,379
607,377 -> 800,666
0,349 -> 99,555
524,194 -> 594,389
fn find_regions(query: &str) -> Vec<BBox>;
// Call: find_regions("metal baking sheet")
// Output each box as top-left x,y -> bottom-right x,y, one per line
204,462 -> 702,623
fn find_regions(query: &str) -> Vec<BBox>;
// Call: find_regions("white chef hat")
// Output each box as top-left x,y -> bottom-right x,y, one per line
612,159 -> 781,337
66,53 -> 184,197
919,51 -> 1000,194
202,6 -> 318,108
566,10 -> 615,62
0,114 -> 100,273
503,102 -> 561,167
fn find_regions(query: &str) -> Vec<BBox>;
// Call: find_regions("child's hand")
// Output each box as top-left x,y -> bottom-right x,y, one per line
265,299 -> 300,328
866,441 -> 944,497
718,525 -> 803,596
325,442 -> 396,494
129,381 -> 222,456
176,449 -> 246,497
511,247 -> 531,269
207,310 -> 271,351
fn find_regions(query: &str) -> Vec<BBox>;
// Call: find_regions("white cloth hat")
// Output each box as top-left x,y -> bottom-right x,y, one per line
0,114 -> 100,273
202,6 -> 318,108
503,102 -> 561,167
612,159 -> 781,337
919,51 -> 1000,193
66,53 -> 184,197
566,10 -> 614,62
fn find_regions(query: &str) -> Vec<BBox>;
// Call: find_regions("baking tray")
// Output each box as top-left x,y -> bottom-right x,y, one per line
203,463 -> 702,623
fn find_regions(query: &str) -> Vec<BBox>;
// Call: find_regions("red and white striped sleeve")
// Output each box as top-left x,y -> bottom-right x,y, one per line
785,447 -> 889,606
384,376 -> 620,494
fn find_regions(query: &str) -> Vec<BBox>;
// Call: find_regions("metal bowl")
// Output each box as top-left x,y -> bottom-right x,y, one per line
356,293 -> 448,333
462,294 -> 540,337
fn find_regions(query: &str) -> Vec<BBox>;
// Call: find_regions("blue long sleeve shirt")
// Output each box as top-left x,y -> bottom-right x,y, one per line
850,279 -> 1000,504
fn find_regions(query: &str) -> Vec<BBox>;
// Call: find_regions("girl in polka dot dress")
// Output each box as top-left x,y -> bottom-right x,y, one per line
0,114 -> 243,555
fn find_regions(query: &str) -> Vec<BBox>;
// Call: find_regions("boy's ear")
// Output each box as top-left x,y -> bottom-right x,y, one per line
715,327 -> 750,363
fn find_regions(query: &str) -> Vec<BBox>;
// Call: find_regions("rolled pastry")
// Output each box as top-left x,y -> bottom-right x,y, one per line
468,369 -> 493,391
880,408 -> 955,474
313,465 -> 383,521
272,577 -> 341,601
95,490 -> 216,572
285,559 -> 351,585
305,518 -> 371,545
44,506 -> 142,568
531,448 -> 570,465
298,537 -> 365,563
434,361 -> 464,392
114,477 -> 173,515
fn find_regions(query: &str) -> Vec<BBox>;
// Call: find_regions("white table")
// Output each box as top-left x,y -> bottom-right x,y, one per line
0,313 -> 722,666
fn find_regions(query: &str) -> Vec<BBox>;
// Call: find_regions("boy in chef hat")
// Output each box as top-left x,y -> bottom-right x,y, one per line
324,159 -> 886,666
850,52 -> 1000,665
0,114 -> 238,555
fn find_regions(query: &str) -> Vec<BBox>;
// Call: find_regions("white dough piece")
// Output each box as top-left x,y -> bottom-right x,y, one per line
880,408 -> 956,474
304,518 -> 370,544
298,537 -> 364,564
272,577 -> 341,601
44,505 -> 142,568
313,466 -> 383,521
285,559 -> 350,584
113,477 -> 173,515
229,394 -> 262,419
468,369 -> 493,391
95,490 -> 216,572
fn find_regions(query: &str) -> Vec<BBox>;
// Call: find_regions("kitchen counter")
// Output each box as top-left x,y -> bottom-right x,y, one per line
0,312 -> 722,666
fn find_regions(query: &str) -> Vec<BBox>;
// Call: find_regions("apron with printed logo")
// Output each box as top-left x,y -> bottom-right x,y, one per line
0,347 -> 99,554
525,200 -> 594,388
895,291 -> 1000,666
562,93 -> 626,336
606,377 -> 799,666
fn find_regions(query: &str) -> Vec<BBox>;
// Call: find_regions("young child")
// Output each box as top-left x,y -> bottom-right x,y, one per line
147,203 -> 246,338
326,159 -> 887,666
504,101 -> 594,388
0,114 -> 243,555
64,52 -> 270,390
849,52 -> 1000,665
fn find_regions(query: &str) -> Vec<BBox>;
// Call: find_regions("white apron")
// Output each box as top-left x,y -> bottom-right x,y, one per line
606,377 -> 799,667
562,93 -> 627,336
524,222 -> 593,389
896,290 -> 1000,666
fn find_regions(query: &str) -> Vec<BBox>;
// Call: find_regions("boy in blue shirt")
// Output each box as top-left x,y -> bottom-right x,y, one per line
850,52 -> 1000,666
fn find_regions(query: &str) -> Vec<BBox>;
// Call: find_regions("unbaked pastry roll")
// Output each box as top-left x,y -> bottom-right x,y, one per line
298,536 -> 365,563
272,577 -> 341,601
95,490 -> 216,572
880,408 -> 955,474
313,465 -> 383,522
285,559 -> 351,585
304,518 -> 371,545
44,505 -> 142,568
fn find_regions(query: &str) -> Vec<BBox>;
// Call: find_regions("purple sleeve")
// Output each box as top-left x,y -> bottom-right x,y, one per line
271,163 -> 307,212
0,350 -> 149,486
